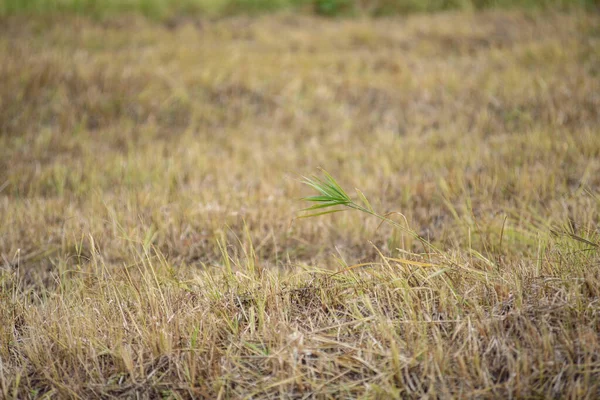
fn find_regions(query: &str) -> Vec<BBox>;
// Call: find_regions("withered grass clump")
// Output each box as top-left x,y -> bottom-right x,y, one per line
1,9 -> 600,399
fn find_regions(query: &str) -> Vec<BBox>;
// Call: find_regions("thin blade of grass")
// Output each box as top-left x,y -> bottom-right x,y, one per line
301,176 -> 338,197
331,262 -> 381,276
386,257 -> 437,267
426,267 -> 451,280
355,188 -> 374,213
302,202 -> 347,211
302,195 -> 346,203
297,209 -> 348,219
321,169 -> 350,200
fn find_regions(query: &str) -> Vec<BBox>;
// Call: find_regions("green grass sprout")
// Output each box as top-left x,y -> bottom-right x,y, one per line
301,169 -> 441,254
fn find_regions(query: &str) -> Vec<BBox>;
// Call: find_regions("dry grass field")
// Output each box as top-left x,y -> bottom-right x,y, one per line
1,7 -> 600,399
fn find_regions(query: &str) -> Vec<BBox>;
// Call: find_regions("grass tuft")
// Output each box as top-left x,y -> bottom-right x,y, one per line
301,170 -> 353,217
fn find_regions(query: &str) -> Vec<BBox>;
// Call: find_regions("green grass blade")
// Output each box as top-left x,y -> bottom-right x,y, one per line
355,188 -> 374,213
297,209 -> 347,218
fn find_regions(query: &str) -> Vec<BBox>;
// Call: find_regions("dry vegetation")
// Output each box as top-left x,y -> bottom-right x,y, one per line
1,8 -> 600,399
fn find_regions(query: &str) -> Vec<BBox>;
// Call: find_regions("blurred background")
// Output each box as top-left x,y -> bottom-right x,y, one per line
1,0 -> 598,269
0,0 -> 596,18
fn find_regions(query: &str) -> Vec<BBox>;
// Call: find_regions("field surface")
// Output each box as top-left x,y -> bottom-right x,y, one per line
1,8 -> 600,399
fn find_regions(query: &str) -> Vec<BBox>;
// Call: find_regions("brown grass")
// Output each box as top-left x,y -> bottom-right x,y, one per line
1,9 -> 599,399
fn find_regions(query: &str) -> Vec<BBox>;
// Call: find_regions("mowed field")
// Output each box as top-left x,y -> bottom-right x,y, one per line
1,8 -> 600,399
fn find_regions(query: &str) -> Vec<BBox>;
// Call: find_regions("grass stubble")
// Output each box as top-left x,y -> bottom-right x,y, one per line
1,6 -> 600,399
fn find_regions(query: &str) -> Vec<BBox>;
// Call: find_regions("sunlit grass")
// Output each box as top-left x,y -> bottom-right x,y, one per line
0,8 -> 599,399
